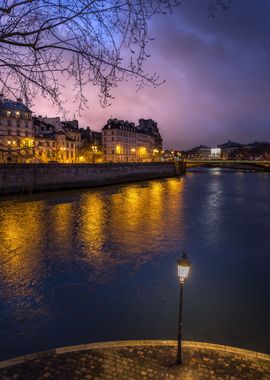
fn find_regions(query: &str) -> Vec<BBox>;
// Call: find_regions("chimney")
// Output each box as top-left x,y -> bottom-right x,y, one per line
17,98 -> 23,103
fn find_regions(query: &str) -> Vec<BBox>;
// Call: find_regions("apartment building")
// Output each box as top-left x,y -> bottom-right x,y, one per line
102,119 -> 157,162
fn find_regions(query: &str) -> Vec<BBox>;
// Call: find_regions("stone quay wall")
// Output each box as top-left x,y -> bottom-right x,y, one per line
0,162 -> 185,195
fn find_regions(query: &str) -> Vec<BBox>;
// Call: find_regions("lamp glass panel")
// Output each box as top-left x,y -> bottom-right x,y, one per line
178,266 -> 189,279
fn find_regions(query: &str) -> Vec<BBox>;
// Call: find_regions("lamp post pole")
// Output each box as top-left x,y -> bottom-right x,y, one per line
176,280 -> 184,364
176,252 -> 191,365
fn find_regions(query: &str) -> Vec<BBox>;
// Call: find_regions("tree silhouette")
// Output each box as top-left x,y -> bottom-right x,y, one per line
0,0 -> 231,109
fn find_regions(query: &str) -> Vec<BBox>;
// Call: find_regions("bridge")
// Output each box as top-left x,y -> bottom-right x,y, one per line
184,159 -> 270,171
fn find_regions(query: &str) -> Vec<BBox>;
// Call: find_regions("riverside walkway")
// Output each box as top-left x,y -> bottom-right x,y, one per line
0,340 -> 269,380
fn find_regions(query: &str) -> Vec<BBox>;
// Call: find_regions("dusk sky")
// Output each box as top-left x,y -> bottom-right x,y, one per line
34,0 -> 270,149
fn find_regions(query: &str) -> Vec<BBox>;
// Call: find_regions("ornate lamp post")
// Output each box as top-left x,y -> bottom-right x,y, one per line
176,252 -> 191,364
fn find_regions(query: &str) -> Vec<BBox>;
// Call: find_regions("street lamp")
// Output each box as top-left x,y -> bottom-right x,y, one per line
176,252 -> 191,365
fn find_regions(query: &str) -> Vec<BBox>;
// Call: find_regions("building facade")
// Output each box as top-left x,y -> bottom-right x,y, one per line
0,97 -> 36,163
102,119 -> 159,162
34,117 -> 80,163
138,119 -> 163,151
79,127 -> 103,162
217,140 -> 243,159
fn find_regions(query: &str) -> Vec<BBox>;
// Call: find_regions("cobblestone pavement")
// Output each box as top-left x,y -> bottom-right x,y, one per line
0,345 -> 269,380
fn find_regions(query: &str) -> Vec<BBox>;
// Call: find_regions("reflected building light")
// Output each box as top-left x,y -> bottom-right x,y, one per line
79,194 -> 105,264
51,203 -> 73,253
0,201 -> 44,297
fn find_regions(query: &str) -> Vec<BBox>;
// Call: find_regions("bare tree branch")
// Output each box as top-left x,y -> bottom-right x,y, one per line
0,0 -> 230,109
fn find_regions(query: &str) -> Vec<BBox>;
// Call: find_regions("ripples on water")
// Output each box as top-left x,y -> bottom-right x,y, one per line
0,169 -> 269,359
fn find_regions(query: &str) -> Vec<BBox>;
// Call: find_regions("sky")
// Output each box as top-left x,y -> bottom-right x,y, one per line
33,0 -> 270,149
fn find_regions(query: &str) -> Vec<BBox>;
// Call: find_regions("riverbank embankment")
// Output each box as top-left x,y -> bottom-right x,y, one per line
0,161 -> 185,195
0,340 -> 269,379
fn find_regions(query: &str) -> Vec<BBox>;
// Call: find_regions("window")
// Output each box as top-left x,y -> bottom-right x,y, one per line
25,122 -> 29,128
112,149 -> 115,154
16,111 -> 20,118
7,119 -> 11,126
112,137 -> 114,142
71,143 -> 74,148
8,130 -> 11,136
17,131 -> 20,136
6,111 -> 11,117
17,120 -> 20,127
71,151 -> 74,157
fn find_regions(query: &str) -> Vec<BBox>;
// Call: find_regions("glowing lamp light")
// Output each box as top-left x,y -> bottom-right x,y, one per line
177,252 -> 191,283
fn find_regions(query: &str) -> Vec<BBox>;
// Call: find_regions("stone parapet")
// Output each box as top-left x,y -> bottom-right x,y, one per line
0,162 -> 184,195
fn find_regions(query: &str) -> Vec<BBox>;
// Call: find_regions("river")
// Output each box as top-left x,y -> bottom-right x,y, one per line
0,168 -> 269,360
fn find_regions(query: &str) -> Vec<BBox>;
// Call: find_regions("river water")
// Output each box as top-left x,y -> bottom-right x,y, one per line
0,168 -> 269,360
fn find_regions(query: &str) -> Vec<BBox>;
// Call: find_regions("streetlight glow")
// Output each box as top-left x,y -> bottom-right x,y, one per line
177,253 -> 191,283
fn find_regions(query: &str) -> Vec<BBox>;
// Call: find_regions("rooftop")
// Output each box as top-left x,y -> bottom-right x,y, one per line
0,98 -> 32,113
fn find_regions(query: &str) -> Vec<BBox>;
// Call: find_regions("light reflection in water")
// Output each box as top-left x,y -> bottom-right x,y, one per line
79,194 -> 106,267
0,202 -> 44,286
1,173 -> 268,359
51,203 -> 73,255
0,202 -> 47,332
0,179 -> 185,292
109,179 -> 184,257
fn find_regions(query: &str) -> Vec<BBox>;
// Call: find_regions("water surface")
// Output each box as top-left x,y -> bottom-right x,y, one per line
0,168 -> 269,360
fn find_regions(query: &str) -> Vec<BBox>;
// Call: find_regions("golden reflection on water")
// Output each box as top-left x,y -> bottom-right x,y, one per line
79,193 -> 106,265
0,201 -> 45,320
0,178 -> 185,289
109,179 -> 184,255
51,202 -> 73,255
0,202 -> 44,284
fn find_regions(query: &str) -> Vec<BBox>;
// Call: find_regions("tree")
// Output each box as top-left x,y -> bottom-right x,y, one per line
0,0 -> 231,109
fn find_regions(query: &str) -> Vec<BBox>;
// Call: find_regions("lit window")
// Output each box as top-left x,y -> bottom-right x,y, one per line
16,111 -> 20,118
